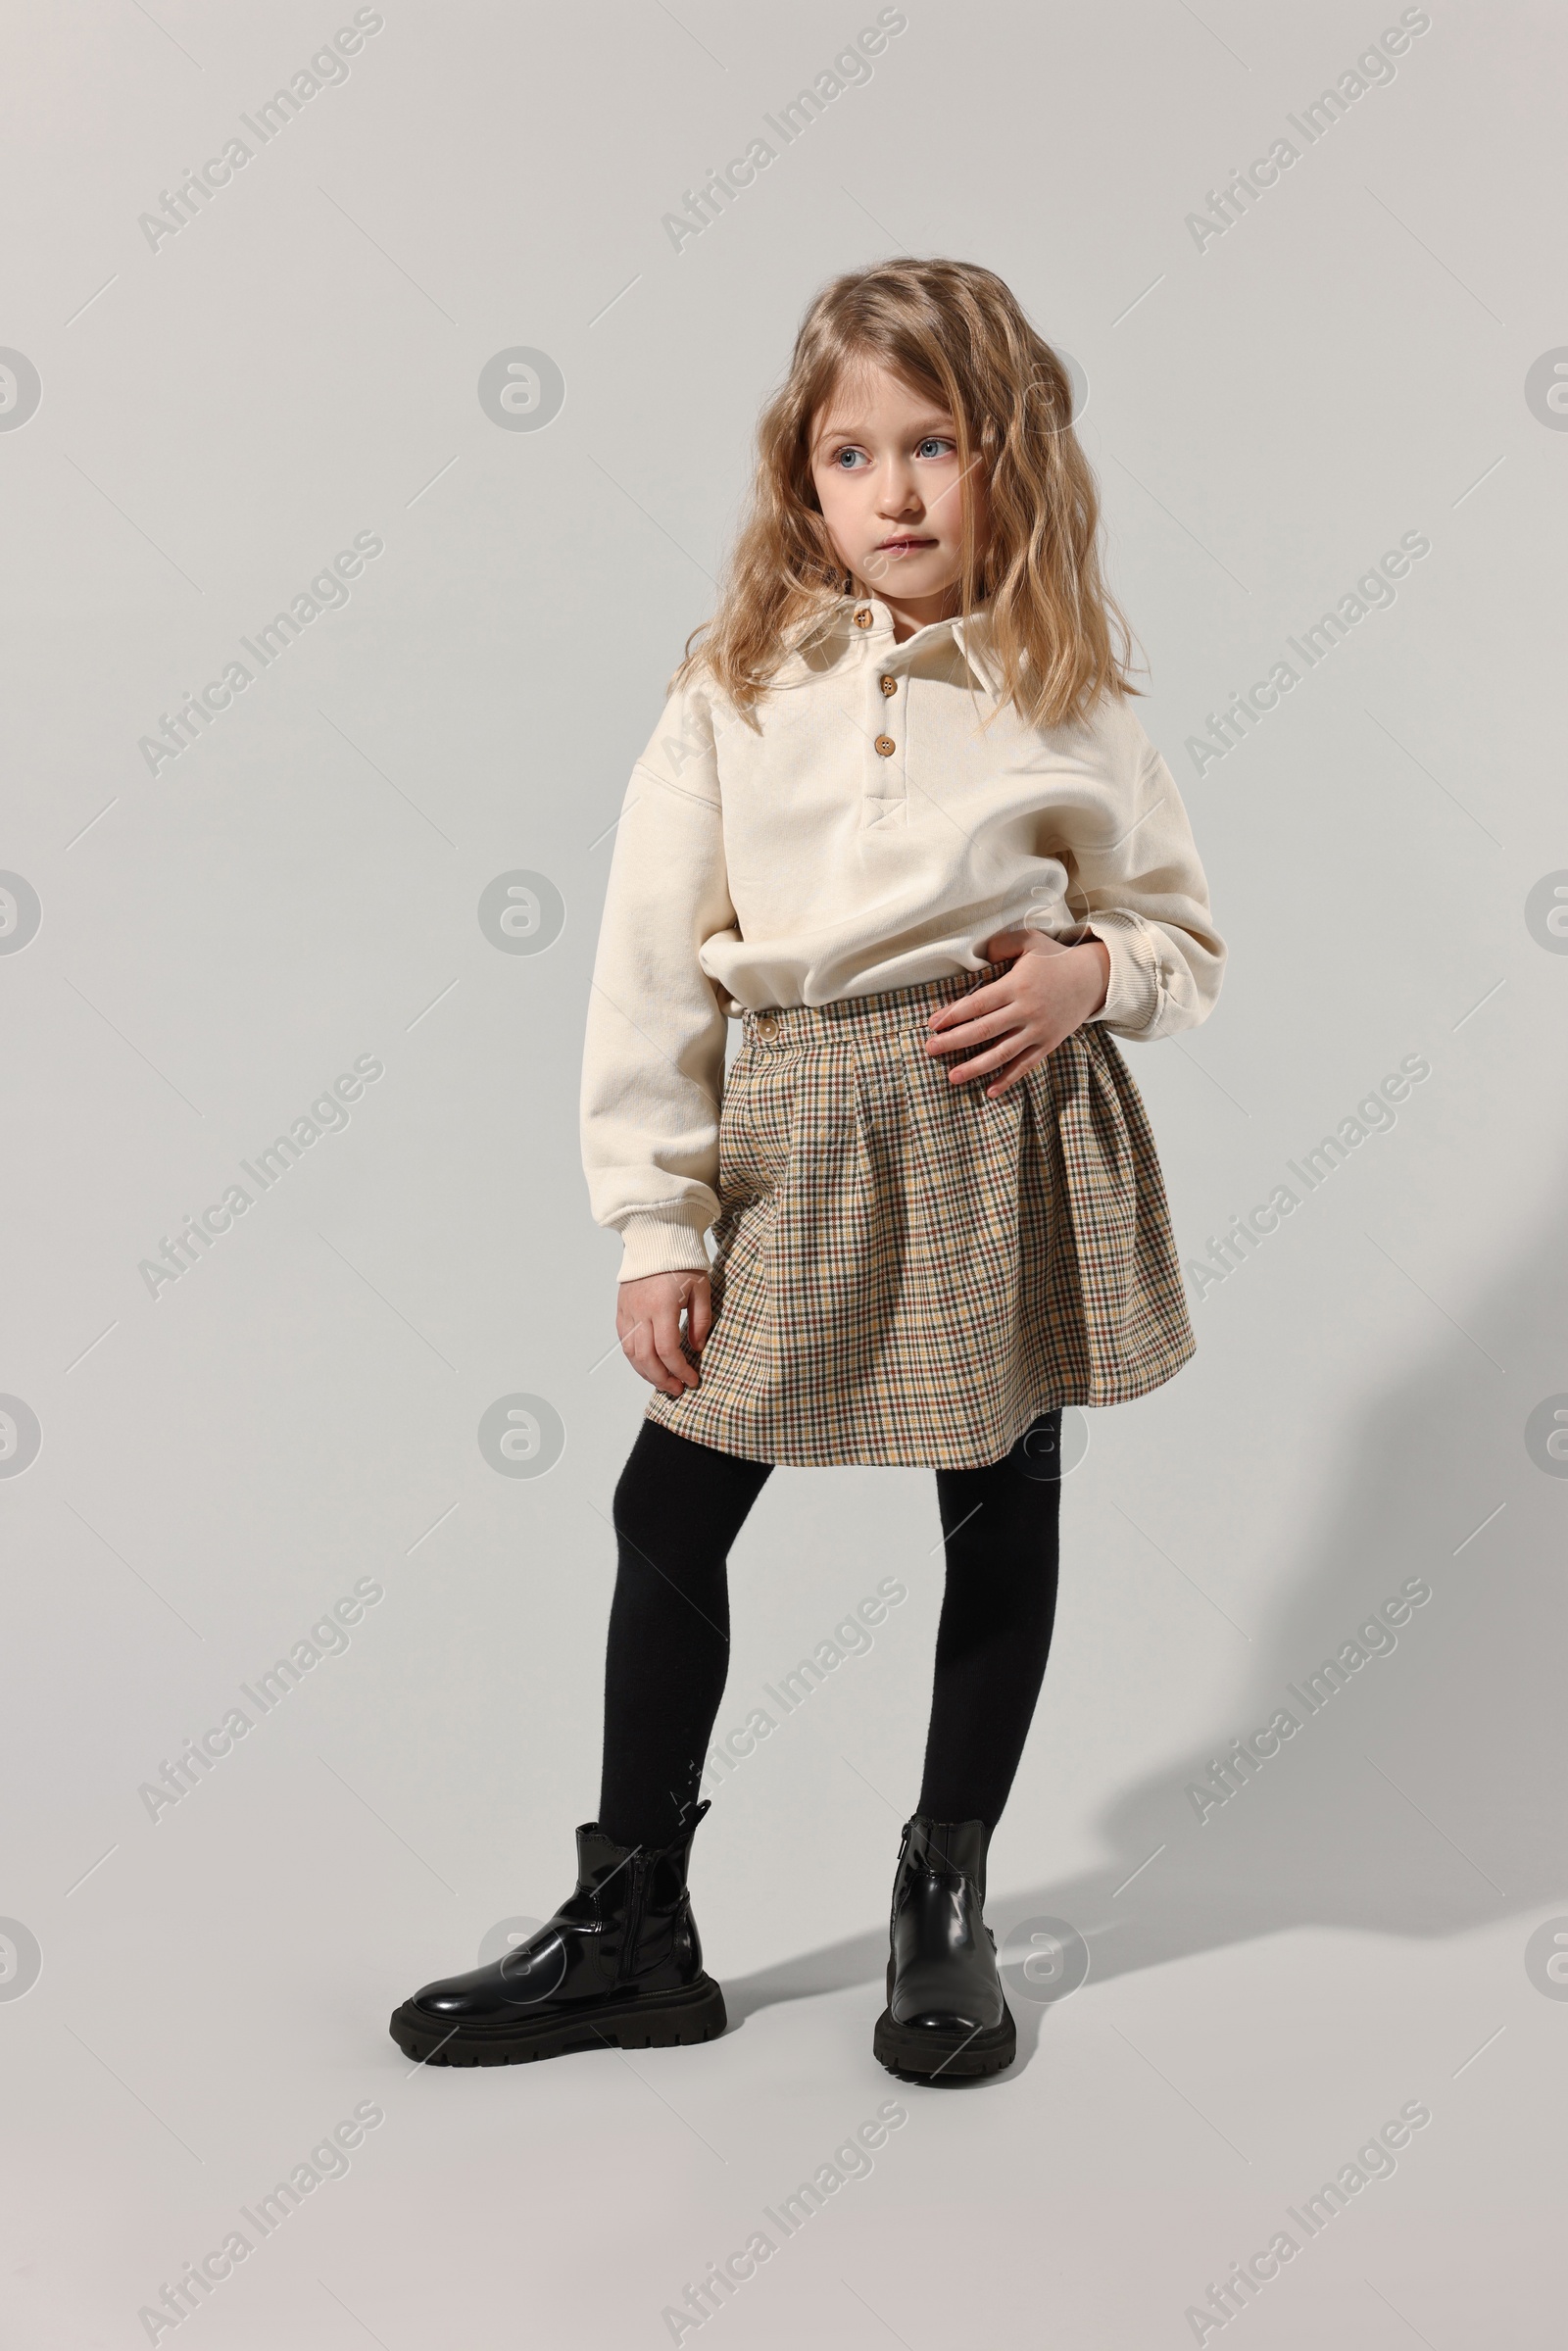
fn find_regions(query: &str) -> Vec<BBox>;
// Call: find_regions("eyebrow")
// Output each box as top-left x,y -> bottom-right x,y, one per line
814,415 -> 957,444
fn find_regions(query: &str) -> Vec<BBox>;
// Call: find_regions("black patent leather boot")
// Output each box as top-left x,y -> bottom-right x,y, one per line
389,1800 -> 725,2066
873,1814 -> 1015,2082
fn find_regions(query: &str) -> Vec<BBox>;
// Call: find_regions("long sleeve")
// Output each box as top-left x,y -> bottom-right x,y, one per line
1062,725 -> 1226,1042
579,684 -> 738,1284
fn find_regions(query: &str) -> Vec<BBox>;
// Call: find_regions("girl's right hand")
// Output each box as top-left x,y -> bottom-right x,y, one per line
616,1269 -> 712,1396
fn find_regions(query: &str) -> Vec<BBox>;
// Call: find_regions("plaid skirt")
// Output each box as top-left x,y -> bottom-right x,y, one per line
642,963 -> 1196,1469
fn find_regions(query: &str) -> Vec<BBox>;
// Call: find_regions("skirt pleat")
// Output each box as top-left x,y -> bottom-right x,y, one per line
640,962 -> 1195,1468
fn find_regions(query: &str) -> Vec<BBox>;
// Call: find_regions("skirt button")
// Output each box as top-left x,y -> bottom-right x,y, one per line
756,1011 -> 779,1042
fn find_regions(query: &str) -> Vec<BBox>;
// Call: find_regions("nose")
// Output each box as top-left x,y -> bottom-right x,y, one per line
876,460 -> 924,518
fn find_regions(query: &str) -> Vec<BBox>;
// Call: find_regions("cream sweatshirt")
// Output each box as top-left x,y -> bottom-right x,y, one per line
580,594 -> 1225,1284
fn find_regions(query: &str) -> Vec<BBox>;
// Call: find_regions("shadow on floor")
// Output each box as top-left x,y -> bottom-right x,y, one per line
721,1198 -> 1568,2079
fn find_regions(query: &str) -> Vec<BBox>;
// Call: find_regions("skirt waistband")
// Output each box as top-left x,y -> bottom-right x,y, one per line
739,962 -> 1015,1050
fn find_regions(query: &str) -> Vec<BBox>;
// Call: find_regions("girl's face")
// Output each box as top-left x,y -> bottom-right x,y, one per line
808,360 -> 980,627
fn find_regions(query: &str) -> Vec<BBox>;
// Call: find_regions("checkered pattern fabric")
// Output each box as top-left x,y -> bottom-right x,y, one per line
641,964 -> 1196,1468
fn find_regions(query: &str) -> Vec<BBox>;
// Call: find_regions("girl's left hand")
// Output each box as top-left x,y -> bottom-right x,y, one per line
924,927 -> 1111,1098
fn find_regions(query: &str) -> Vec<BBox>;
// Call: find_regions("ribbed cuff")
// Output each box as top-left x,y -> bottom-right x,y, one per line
616,1209 -> 712,1285
1082,913 -> 1158,1036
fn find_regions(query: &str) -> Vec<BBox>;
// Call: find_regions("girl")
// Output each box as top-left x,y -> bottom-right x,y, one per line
391,259 -> 1224,2082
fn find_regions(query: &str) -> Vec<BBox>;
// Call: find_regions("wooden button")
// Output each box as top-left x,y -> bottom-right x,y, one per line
874,735 -> 896,757
879,675 -> 897,697
853,609 -> 872,629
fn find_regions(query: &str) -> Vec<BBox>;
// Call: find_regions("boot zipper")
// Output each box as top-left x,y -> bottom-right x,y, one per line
616,1854 -> 649,1983
891,1819 -> 913,1934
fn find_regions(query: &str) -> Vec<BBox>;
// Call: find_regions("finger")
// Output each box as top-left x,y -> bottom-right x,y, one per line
982,1041 -> 1050,1098
620,1306 -> 688,1397
652,1299 -> 701,1390
926,1004 -> 1026,1055
945,1029 -> 1048,1083
670,1277 -> 708,1359
927,977 -> 1016,1035
686,1279 -> 712,1351
631,1332 -> 686,1397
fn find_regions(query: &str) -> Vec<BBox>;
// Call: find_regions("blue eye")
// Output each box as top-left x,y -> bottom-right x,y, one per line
834,447 -> 868,469
916,437 -> 955,459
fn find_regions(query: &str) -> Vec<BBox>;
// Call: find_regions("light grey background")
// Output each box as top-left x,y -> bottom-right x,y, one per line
3,2 -> 1565,2344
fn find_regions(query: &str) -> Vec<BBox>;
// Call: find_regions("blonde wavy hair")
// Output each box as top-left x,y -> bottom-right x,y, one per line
672,257 -> 1139,729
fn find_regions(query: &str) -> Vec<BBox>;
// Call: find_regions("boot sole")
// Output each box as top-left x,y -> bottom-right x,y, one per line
872,2002 -> 1016,2082
389,1975 -> 727,2067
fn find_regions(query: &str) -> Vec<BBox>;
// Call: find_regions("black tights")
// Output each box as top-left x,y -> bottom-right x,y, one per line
597,1415 -> 1062,1852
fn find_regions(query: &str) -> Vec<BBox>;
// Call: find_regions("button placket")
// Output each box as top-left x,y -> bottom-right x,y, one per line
863,651 -> 906,829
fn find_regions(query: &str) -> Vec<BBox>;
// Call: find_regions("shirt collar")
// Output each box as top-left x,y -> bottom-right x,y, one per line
766,595 -> 999,693
835,595 -> 1001,694
837,592 -> 994,655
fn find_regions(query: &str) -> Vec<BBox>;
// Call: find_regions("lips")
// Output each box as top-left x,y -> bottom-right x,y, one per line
875,535 -> 937,551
